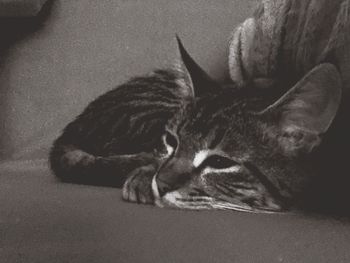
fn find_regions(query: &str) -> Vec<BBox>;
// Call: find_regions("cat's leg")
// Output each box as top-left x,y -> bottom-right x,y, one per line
122,164 -> 157,204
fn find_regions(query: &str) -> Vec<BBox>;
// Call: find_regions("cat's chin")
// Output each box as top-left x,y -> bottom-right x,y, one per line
151,176 -> 281,213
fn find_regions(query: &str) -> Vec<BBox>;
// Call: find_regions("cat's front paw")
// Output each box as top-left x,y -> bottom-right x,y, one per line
122,164 -> 156,204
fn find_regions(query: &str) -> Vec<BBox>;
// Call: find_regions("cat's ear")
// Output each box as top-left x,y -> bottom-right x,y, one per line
259,63 -> 342,155
176,35 -> 220,97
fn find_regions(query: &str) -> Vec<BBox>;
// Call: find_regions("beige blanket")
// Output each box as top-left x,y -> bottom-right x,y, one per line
229,0 -> 350,91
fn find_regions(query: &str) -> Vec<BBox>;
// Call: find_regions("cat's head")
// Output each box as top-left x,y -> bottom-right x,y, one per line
153,37 -> 342,213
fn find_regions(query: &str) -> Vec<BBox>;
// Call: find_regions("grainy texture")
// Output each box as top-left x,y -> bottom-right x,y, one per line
2,0 -> 350,262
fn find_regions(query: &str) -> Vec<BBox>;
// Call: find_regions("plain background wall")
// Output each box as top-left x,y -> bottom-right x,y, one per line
0,0 -> 258,161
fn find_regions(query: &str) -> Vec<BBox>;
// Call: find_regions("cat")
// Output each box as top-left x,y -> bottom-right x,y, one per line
50,35 -> 343,213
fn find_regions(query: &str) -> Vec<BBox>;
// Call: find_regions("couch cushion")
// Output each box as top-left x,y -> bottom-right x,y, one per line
0,0 -> 48,16
1,161 -> 350,263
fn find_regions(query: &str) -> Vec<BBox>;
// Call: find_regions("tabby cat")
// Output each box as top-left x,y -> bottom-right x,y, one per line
50,37 -> 342,213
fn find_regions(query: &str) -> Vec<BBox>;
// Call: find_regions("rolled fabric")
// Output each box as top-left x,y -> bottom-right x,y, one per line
229,0 -> 350,90
0,0 -> 48,17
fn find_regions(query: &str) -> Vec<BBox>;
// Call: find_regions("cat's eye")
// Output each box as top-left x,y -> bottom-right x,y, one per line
163,130 -> 178,150
201,155 -> 238,169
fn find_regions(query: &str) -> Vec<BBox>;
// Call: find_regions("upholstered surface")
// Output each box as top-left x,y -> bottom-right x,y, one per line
1,0 -> 350,262
0,0 -> 48,16
1,161 -> 350,263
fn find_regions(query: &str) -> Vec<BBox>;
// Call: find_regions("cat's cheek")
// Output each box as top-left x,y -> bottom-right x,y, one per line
122,165 -> 156,204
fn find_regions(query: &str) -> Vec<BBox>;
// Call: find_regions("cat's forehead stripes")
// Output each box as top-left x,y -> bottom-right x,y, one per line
208,126 -> 227,149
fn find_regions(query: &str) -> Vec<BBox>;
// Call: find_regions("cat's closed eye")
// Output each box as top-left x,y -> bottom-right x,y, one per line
201,155 -> 238,170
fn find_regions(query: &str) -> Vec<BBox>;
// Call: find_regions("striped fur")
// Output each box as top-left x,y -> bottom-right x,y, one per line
50,37 -> 293,212
51,30 -> 344,214
50,68 -> 191,187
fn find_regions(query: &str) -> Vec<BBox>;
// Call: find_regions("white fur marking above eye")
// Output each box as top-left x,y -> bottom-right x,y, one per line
193,150 -> 209,168
202,166 -> 241,175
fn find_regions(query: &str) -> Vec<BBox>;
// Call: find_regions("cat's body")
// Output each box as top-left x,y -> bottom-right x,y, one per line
50,36 -> 345,213
50,0 -> 350,215
50,68 -> 188,188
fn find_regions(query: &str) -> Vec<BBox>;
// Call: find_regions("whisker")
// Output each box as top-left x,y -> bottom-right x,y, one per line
158,191 -> 282,213
172,200 -> 213,210
175,196 -> 214,202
